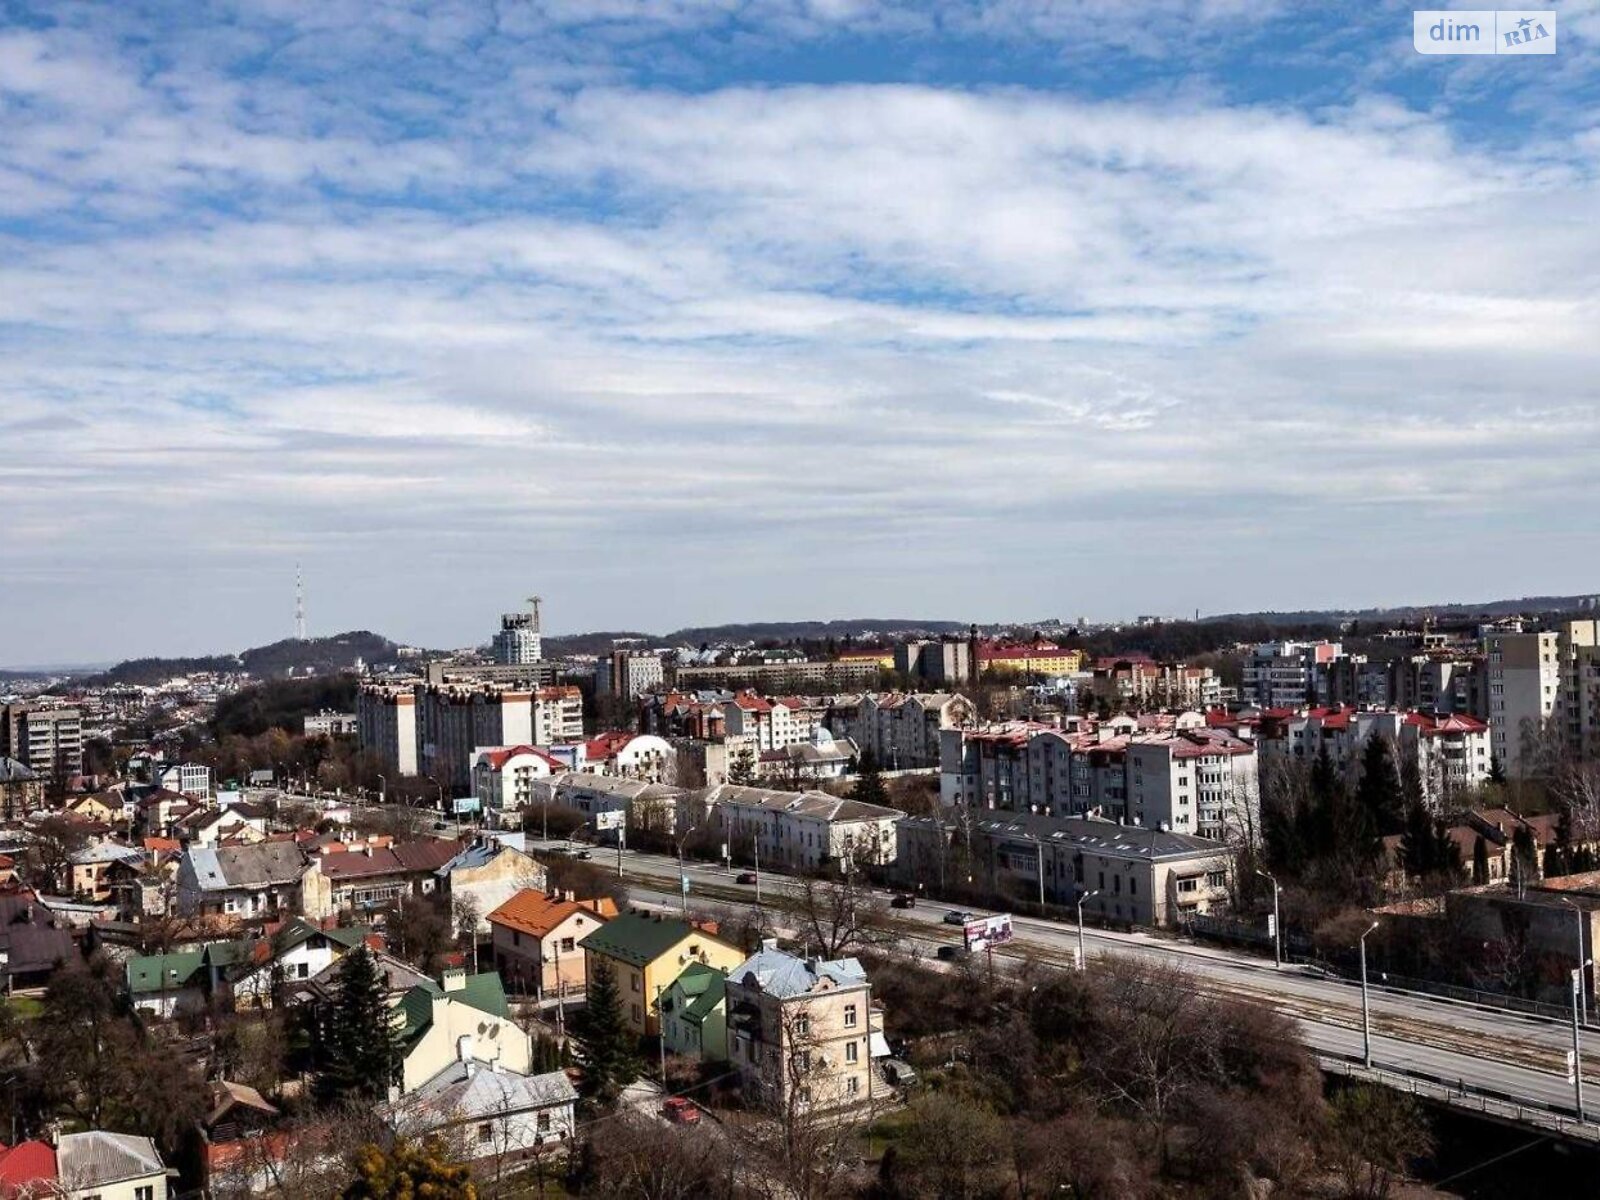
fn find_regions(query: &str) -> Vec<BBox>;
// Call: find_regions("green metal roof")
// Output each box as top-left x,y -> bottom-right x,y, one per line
394,972 -> 511,1045
578,911 -> 699,968
675,964 -> 726,1024
126,951 -> 206,996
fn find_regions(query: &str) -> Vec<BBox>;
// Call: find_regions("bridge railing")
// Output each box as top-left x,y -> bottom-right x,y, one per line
1320,1055 -> 1600,1143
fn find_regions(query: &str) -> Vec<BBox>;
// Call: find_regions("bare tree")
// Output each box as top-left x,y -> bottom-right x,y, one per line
792,871 -> 891,960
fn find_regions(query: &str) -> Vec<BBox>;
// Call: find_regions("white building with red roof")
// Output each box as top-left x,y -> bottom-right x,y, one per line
472,745 -> 568,813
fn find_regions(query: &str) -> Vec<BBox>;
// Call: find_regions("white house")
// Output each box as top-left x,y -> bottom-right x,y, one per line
56,1130 -> 169,1200
472,746 -> 566,814
385,1061 -> 577,1174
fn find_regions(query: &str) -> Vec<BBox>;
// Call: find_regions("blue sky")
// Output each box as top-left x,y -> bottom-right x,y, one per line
2,1 -> 1598,663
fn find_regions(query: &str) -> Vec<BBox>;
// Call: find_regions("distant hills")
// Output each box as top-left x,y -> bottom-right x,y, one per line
18,595 -> 1599,685
78,631 -> 408,687
1203,593 -> 1600,629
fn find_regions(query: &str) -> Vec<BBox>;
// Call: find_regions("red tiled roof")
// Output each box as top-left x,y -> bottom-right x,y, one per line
0,1141 -> 56,1190
488,889 -> 618,938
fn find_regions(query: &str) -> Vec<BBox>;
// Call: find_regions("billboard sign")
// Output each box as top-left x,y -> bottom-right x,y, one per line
963,914 -> 1014,952
593,810 -> 625,832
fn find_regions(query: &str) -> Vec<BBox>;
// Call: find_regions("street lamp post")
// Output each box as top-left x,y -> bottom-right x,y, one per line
1573,964 -> 1590,1121
1256,868 -> 1282,968
1561,897 -> 1589,1027
376,774 -> 386,808
1034,837 -> 1045,907
1360,919 -> 1380,1069
1075,890 -> 1099,972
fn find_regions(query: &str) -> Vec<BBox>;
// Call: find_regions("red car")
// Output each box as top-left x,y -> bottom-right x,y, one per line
662,1097 -> 702,1125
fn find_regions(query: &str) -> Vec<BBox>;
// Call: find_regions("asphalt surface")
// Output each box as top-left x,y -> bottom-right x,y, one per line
545,838 -> 1600,1134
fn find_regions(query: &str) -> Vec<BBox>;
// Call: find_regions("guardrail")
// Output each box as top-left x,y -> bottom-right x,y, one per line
1320,1055 -> 1600,1142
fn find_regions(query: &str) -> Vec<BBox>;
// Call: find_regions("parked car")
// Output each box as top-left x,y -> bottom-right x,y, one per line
662,1097 -> 702,1125
937,944 -> 970,962
890,893 -> 916,909
883,1058 -> 919,1088
943,909 -> 973,926
572,849 -> 593,860
736,871 -> 758,885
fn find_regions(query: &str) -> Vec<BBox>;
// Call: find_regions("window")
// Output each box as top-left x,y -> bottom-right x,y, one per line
631,972 -> 641,993
847,1076 -> 860,1095
561,936 -> 575,952
512,930 -> 521,946
843,1004 -> 857,1028
478,1122 -> 494,1144
136,1189 -> 154,1200
537,1111 -> 552,1132
794,1014 -> 810,1036
631,1003 -> 641,1023
846,1041 -> 859,1063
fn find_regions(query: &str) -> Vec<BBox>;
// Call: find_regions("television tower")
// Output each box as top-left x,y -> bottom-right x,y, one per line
295,564 -> 307,641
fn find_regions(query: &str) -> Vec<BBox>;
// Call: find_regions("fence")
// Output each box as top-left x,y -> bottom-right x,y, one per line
1320,1055 -> 1600,1143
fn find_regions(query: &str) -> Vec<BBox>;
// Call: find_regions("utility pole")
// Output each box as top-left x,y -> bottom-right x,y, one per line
754,837 -> 762,905
1034,837 -> 1045,907
1360,919 -> 1380,1069
1257,868 -> 1282,968
617,827 -> 625,878
679,841 -> 688,919
1075,889 -> 1099,971
1573,967 -> 1587,1121
554,938 -> 565,1037
1562,897 -> 1589,1026
657,982 -> 668,1084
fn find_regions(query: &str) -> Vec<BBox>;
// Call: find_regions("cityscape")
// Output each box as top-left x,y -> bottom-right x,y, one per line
4,2 -> 1599,1199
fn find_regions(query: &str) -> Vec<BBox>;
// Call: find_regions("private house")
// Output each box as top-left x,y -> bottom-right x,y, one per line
134,788 -> 196,837
0,1139 -> 58,1195
725,940 -> 877,1114
394,969 -> 534,1094
534,773 -> 685,838
0,895 -> 76,989
64,792 -> 123,826
67,842 -> 147,901
578,911 -> 743,1038
487,889 -> 618,1000
56,1130 -> 169,1200
177,804 -> 271,848
175,842 -> 310,920
436,840 -> 547,935
287,946 -> 433,1010
471,746 -> 567,814
127,949 -> 209,1017
196,1081 -> 283,1198
384,1063 -> 577,1174
219,918 -> 374,1008
0,758 -> 43,820
660,961 -> 729,1063
300,838 -> 465,920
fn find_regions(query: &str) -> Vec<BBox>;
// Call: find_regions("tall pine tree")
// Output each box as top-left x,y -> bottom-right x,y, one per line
853,748 -> 890,808
1355,735 -> 1406,838
571,958 -> 640,1110
313,945 -> 402,1105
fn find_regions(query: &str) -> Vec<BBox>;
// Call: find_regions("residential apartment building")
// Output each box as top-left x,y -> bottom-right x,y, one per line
672,660 -> 884,691
1125,728 -> 1259,841
977,641 -> 1084,678
0,757 -> 43,820
418,684 -> 541,794
533,686 -> 585,743
600,650 -> 665,699
154,761 -> 212,799
1,701 -> 83,779
896,638 -> 974,684
533,772 -> 685,836
1489,619 -> 1600,776
491,604 -> 543,665
1242,641 -> 1342,708
695,782 -> 901,869
725,941 -> 876,1115
358,684 -> 419,777
1089,658 -> 1219,711
842,692 -> 975,770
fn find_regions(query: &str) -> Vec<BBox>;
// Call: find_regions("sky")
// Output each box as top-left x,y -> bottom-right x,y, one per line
2,1 -> 1599,665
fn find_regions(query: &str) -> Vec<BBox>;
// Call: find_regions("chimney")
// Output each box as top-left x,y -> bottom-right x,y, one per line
761,937 -> 778,952
458,1033 -> 475,1064
442,968 -> 467,992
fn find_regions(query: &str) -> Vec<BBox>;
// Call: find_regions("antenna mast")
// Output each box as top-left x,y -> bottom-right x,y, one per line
296,564 -> 307,641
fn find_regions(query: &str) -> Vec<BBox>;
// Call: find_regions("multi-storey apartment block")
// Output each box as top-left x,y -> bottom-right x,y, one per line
1,702 -> 83,779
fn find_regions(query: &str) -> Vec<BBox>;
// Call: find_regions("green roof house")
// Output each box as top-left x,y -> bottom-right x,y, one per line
660,961 -> 729,1063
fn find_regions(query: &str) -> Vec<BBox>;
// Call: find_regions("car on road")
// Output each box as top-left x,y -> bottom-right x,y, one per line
572,849 -> 592,860
936,944 -> 970,962
890,893 -> 916,909
662,1097 -> 701,1125
432,821 -> 448,831
735,871 -> 758,885
942,909 -> 973,926
882,1058 -> 919,1088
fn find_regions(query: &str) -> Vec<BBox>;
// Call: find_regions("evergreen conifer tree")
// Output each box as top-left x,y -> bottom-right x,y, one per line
313,945 -> 402,1105
571,958 -> 640,1109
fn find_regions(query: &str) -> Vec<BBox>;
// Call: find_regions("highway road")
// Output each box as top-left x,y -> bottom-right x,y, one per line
542,837 -> 1600,1135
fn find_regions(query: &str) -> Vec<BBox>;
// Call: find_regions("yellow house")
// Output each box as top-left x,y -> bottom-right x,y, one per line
579,911 -> 744,1037
978,645 -> 1085,675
